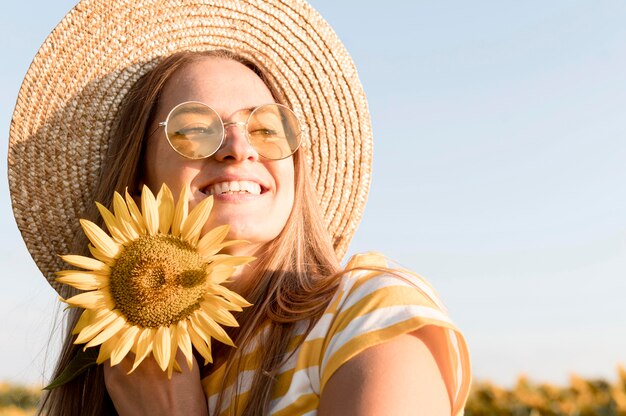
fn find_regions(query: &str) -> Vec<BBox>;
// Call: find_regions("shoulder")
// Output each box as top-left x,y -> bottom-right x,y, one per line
326,252 -> 455,333
319,329 -> 452,415
318,252 -> 472,415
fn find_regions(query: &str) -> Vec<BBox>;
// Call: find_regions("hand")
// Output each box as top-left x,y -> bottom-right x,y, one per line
103,350 -> 209,416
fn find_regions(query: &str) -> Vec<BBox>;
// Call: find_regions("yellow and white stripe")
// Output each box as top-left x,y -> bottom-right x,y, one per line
203,252 -> 471,415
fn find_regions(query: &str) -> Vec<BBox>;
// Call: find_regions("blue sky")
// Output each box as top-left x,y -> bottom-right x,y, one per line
1,1 -> 625,386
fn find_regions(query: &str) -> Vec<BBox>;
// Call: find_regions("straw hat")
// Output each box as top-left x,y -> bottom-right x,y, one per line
8,0 -> 372,293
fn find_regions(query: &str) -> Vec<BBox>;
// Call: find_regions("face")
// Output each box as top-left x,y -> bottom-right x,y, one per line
142,57 -> 295,256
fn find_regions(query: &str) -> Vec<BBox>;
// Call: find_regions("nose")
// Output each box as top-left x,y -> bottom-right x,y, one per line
212,121 -> 259,162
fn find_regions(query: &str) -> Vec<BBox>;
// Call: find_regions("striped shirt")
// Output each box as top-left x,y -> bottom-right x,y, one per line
202,252 -> 471,415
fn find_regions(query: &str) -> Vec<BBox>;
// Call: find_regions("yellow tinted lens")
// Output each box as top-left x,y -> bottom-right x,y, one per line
247,105 -> 301,159
166,102 -> 223,159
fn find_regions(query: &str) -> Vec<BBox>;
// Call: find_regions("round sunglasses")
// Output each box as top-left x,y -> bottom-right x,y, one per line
156,101 -> 303,160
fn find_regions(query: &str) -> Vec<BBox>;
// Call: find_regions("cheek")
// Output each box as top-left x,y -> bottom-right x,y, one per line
277,163 -> 295,208
142,138 -> 165,188
141,139 -> 200,196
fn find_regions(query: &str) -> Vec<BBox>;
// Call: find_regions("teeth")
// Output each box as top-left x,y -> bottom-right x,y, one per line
208,181 -> 262,196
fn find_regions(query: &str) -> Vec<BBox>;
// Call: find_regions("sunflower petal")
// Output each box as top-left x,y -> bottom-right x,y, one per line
200,239 -> 249,258
171,186 -> 190,237
197,224 -> 229,256
210,298 -> 242,313
193,311 -> 234,347
199,301 -> 239,327
73,309 -> 94,335
110,325 -> 140,366
64,290 -> 108,309
88,245 -> 115,266
187,322 -> 213,365
56,271 -> 109,291
74,309 -> 118,344
207,266 -> 238,285
181,196 -> 213,244
80,219 -> 120,260
208,294 -> 244,312
101,290 -> 116,311
210,284 -> 253,308
130,328 -> 155,373
166,325 -> 179,378
84,315 -> 126,348
124,189 -> 147,234
60,255 -> 109,272
153,326 -> 171,371
97,335 -> 119,364
113,192 -> 139,240
57,269 -> 107,277
156,184 -> 175,234
177,321 -> 194,371
140,185 -> 159,235
96,202 -> 128,244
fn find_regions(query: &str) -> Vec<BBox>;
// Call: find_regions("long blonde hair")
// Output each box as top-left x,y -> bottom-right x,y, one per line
39,50 -> 343,415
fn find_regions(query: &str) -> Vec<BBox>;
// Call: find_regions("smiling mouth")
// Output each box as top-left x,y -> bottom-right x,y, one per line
204,180 -> 266,196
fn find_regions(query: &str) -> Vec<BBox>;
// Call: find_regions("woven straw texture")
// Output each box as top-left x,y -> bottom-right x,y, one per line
8,0 -> 372,293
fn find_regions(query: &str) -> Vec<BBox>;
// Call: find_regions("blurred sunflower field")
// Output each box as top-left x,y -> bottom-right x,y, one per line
1,366 -> 625,415
0,383 -> 39,416
466,365 -> 626,416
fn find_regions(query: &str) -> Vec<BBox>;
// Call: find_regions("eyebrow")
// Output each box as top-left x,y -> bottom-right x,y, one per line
238,107 -> 255,116
162,103 -> 209,120
164,103 -> 261,119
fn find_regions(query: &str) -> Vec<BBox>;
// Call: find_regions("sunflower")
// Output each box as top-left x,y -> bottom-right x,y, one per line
56,184 -> 253,377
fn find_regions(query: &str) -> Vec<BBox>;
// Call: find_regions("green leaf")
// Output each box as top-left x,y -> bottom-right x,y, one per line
43,348 -> 99,390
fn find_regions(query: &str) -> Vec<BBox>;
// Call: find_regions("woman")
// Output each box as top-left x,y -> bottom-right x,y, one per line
8,1 -> 470,415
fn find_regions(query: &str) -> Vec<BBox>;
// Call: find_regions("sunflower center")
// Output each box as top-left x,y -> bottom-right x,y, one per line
109,235 -> 209,328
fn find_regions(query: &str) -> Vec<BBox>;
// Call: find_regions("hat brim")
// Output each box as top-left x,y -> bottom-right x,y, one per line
8,0 -> 372,293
